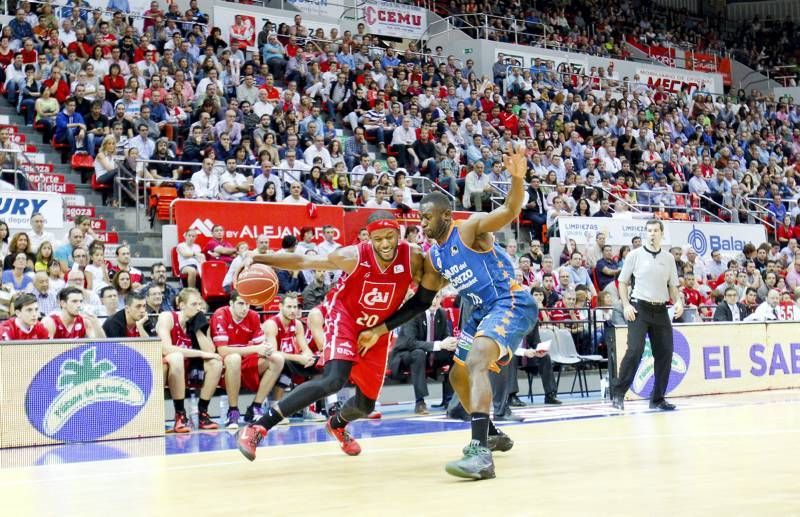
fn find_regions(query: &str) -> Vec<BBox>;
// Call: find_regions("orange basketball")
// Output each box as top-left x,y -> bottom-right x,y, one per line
235,263 -> 279,306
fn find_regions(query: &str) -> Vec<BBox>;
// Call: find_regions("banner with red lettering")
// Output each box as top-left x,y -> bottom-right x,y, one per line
173,200 -> 472,251
648,46 -> 676,67
362,0 -> 426,39
635,65 -> 716,94
686,52 -> 732,87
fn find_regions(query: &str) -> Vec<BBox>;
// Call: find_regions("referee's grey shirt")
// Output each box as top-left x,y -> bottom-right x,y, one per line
618,246 -> 679,304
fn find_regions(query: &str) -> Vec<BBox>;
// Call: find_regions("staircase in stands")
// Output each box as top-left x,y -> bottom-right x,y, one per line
0,102 -> 163,261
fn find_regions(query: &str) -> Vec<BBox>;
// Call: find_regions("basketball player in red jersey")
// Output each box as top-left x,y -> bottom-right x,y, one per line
41,287 -> 104,339
237,212 -> 428,461
263,293 -> 319,402
211,290 -> 285,429
156,288 -> 223,433
0,294 -> 49,341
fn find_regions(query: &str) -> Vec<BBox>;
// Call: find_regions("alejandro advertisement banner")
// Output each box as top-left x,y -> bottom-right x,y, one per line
1,338 -> 164,448
173,200 -> 472,251
612,322 -> 800,400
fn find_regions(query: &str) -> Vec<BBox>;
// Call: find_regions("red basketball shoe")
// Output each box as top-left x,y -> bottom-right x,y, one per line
325,418 -> 362,456
237,425 -> 267,461
171,411 -> 191,433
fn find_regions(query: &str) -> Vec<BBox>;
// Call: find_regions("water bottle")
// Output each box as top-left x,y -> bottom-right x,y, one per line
219,395 -> 228,424
599,377 -> 609,400
659,201 -> 665,214
189,389 -> 199,426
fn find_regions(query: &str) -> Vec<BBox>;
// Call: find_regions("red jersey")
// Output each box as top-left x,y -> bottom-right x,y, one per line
211,306 -> 264,348
681,286 -> 703,307
110,266 -> 143,284
320,239 -> 413,399
268,314 -> 301,354
170,311 -> 192,349
50,313 -> 88,339
0,318 -> 49,341
324,240 -> 413,331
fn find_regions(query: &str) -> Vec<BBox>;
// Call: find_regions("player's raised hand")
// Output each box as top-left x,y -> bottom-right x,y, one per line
502,142 -> 528,179
357,328 -> 380,356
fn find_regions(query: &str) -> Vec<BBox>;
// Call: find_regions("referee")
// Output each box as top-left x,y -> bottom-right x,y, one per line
612,219 -> 683,411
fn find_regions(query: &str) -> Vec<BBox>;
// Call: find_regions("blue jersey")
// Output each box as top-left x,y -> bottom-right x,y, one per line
429,224 -> 519,308
429,223 -> 539,368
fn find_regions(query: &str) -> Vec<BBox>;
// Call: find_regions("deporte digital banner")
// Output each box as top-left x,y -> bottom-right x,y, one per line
612,322 -> 800,401
0,338 -> 164,448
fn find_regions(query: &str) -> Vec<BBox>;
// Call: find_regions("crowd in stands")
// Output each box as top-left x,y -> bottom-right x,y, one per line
442,0 -> 797,85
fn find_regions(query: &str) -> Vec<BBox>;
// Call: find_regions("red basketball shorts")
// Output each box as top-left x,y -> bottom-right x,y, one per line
321,307 -> 390,400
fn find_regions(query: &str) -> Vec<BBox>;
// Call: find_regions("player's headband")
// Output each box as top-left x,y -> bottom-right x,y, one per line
366,219 -> 400,234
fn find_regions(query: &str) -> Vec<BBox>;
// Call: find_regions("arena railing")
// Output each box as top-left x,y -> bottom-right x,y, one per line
417,14 -> 547,49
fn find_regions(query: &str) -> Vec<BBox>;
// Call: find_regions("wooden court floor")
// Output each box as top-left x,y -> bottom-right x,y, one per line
1,391 -> 799,517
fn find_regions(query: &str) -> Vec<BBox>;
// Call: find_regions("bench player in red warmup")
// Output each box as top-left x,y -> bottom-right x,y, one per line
0,294 -> 49,341
211,290 -> 285,429
41,287 -> 104,339
237,211 -> 430,460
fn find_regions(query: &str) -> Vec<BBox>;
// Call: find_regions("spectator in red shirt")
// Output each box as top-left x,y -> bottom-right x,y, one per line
67,29 -> 93,60
777,214 -> 794,248
680,271 -> 704,309
19,38 -> 37,64
0,293 -> 49,341
43,66 -> 70,104
203,224 -> 237,264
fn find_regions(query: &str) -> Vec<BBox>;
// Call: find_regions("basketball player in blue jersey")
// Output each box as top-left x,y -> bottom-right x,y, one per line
359,145 -> 538,480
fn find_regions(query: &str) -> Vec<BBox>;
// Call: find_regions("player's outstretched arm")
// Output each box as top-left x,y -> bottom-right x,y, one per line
461,143 -> 528,238
250,246 -> 358,274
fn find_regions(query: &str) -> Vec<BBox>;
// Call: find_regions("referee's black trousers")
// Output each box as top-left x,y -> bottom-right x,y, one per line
614,301 -> 674,404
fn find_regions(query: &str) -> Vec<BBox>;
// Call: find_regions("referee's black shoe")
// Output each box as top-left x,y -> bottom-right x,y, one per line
446,441 -> 495,480
611,391 -> 625,411
487,430 -> 514,452
650,400 -> 676,411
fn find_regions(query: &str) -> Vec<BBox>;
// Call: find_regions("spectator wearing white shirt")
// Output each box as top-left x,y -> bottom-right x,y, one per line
365,185 -> 392,208
253,159 -> 284,201
283,181 -> 310,204
190,157 -> 220,199
252,88 -> 275,118
463,162 -> 493,211
29,212 -> 55,254
350,155 -> 376,186
218,157 -> 253,201
744,289 -> 781,322
126,123 -> 155,160
304,135 -> 332,168
277,150 -> 310,184
390,117 -> 417,169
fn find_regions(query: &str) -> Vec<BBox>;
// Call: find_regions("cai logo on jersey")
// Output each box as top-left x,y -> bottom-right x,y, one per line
26,344 -> 152,441
359,281 -> 396,311
630,330 -> 691,398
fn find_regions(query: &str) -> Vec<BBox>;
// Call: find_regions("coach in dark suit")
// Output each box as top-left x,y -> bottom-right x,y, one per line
713,287 -> 751,322
393,294 -> 457,415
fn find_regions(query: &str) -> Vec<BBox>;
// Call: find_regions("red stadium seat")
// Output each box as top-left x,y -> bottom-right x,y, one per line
171,247 -> 189,286
200,261 -> 229,305
263,298 -> 282,314
91,173 -> 113,205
